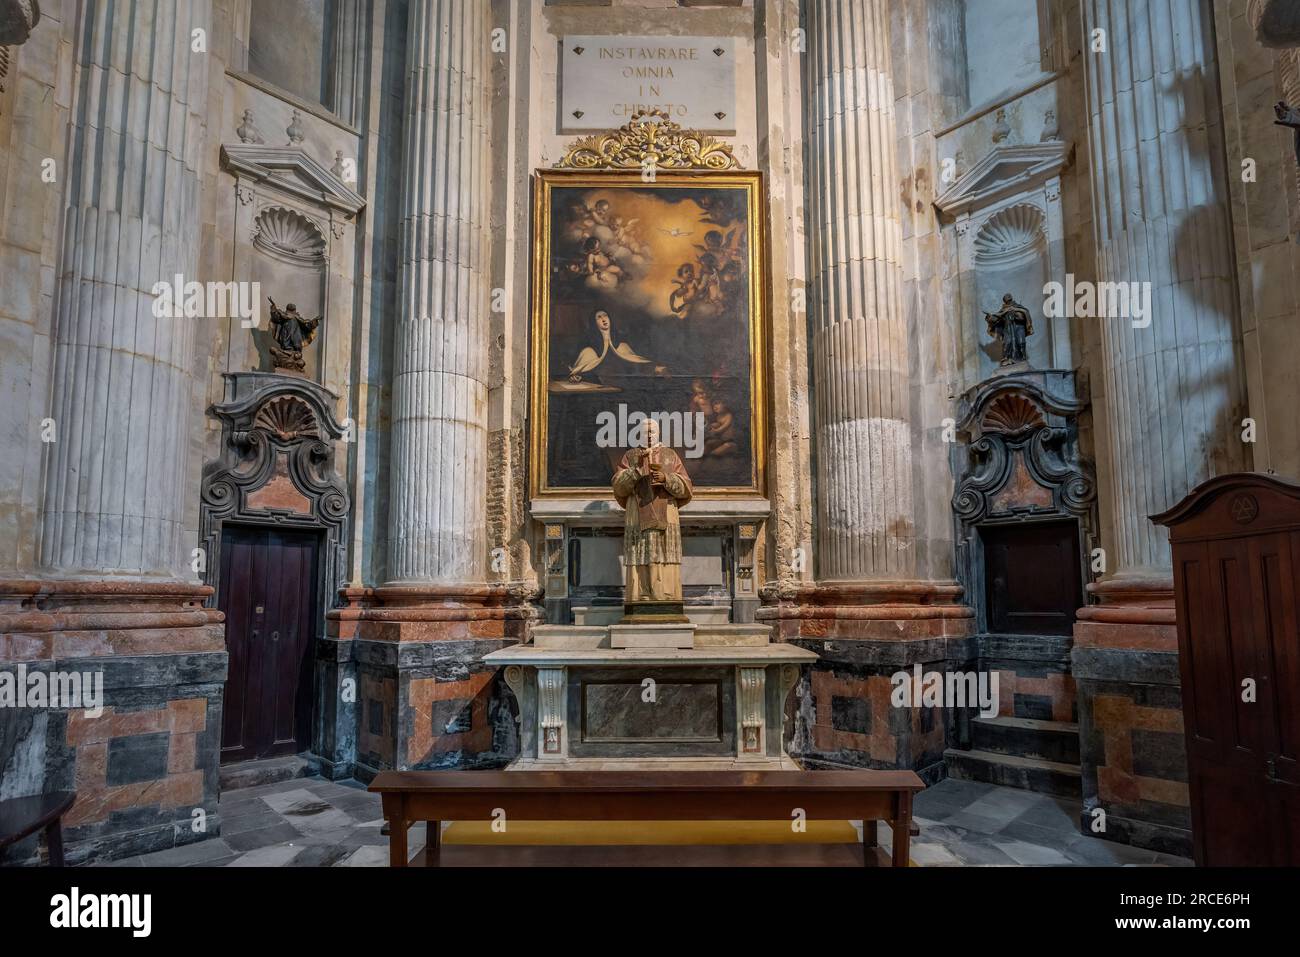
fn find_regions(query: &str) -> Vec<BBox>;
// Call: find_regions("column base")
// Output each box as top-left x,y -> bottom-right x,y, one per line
758,581 -> 974,781
0,578 -> 227,865
1072,574 -> 1192,857
324,582 -> 542,777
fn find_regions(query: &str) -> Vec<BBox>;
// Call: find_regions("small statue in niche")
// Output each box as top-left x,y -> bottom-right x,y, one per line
267,298 -> 321,374
984,293 -> 1034,366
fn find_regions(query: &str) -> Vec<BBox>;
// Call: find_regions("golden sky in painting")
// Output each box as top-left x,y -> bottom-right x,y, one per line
578,187 -> 735,319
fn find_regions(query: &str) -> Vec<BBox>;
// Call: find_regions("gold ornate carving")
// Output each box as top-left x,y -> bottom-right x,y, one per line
556,109 -> 740,171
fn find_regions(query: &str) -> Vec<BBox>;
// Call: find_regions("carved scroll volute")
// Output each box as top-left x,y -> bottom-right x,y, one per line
503,665 -> 524,726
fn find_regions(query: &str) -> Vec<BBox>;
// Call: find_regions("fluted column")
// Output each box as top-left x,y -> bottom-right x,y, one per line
805,0 -> 914,582
39,0 -> 211,578
1082,0 -> 1248,580
387,0 -> 492,584
1073,0 -> 1248,855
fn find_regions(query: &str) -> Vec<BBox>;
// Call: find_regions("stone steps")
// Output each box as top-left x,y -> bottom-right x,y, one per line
971,715 -> 1081,765
219,755 -> 311,792
944,748 -> 1081,797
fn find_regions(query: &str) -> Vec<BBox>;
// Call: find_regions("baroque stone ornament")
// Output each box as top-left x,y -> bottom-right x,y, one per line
236,108 -> 264,145
556,108 -> 740,171
952,375 -> 1095,526
201,373 -> 352,611
951,372 -> 1097,632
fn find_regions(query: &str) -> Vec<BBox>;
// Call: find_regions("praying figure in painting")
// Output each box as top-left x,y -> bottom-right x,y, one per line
612,419 -> 694,622
267,298 -> 321,374
984,293 -> 1034,366
568,310 -> 666,382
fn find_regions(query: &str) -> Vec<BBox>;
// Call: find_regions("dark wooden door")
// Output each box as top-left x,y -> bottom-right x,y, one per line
1156,473 -> 1300,866
1175,535 -> 1277,863
981,520 -> 1082,635
217,526 -> 320,764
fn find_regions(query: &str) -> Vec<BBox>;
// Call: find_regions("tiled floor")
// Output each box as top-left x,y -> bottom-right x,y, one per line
102,775 -> 1191,867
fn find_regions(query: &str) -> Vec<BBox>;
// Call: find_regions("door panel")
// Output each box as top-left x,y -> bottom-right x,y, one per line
217,526 -> 320,764
981,520 -> 1083,636
1178,530 -> 1298,865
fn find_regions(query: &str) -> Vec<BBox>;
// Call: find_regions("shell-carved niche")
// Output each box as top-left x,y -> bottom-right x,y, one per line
253,206 -> 327,267
972,203 -> 1046,268
952,374 -> 1096,526
253,395 -> 322,441
200,375 -> 351,608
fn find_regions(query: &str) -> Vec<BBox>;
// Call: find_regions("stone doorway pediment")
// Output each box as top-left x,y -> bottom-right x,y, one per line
220,144 -> 365,216
934,142 -> 1073,220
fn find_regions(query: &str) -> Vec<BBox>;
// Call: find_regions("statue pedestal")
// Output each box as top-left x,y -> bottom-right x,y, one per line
485,624 -> 817,770
610,622 -> 696,649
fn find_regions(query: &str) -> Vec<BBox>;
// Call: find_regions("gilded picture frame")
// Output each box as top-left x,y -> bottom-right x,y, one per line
529,168 -> 768,500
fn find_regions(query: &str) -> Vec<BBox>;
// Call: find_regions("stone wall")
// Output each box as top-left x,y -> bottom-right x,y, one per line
0,582 -> 226,865
1214,0 -> 1300,481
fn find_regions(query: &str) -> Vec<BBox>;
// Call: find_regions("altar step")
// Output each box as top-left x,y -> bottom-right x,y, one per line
944,748 -> 1081,797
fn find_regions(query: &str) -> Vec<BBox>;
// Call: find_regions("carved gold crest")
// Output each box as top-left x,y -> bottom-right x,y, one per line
556,109 -> 740,171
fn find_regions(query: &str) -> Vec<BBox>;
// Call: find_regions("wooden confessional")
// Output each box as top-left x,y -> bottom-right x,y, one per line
1154,473 -> 1300,866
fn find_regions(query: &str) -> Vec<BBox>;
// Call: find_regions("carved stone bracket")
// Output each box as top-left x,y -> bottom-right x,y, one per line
556,108 -> 740,171
537,667 -> 567,757
200,372 -> 352,608
737,666 -> 766,756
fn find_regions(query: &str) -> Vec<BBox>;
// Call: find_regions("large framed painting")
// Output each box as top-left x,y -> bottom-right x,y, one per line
529,169 -> 767,498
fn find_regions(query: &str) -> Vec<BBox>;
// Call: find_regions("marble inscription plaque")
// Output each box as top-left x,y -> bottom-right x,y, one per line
560,36 -> 736,133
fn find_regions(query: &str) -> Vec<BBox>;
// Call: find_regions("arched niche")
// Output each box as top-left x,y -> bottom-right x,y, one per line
935,141 -> 1074,389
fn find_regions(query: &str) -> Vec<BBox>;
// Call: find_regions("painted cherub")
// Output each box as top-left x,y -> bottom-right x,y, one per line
670,263 -> 699,316
704,398 -> 738,456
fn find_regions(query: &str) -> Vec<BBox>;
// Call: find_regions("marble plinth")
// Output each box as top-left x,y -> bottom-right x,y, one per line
486,625 -> 817,768
573,604 -> 733,626
609,623 -> 696,649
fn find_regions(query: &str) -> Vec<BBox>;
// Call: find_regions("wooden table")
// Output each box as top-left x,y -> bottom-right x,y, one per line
369,770 -> 923,867
0,791 -> 76,866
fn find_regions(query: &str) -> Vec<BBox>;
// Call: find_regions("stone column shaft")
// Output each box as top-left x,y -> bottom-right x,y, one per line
805,0 -> 914,581
40,0 -> 211,578
1083,0 -> 1247,576
388,0 -> 492,584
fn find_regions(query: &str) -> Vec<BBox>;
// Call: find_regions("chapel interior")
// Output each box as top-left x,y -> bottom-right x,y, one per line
0,0 -> 1298,869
